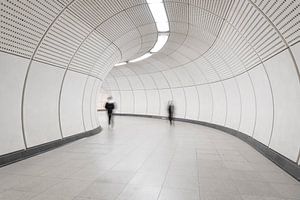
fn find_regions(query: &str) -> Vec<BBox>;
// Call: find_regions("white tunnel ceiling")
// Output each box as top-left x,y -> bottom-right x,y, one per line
108,0 -> 300,84
1,0 -> 300,82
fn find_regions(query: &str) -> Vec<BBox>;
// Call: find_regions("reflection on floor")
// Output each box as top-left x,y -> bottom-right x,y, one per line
0,115 -> 299,200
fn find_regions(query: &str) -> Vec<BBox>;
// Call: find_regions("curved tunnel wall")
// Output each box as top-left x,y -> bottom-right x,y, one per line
0,50 -> 102,154
102,43 -> 300,165
0,0 -> 300,168
0,0 -> 128,156
100,0 -> 300,165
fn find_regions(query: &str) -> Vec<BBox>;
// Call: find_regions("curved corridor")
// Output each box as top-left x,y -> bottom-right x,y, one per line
0,115 -> 299,200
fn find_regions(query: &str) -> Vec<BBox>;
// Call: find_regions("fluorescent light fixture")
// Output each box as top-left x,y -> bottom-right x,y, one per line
129,53 -> 152,63
114,62 -> 127,66
147,1 -> 169,32
151,33 -> 169,52
112,1 -> 168,65
156,22 -> 169,32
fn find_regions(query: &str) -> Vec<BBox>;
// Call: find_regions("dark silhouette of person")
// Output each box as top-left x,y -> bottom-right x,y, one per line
105,96 -> 115,127
167,100 -> 175,125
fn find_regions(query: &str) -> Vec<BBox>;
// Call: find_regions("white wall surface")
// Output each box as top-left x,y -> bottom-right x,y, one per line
249,65 -> 273,145
60,71 -> 87,137
0,52 -> 102,156
210,82 -> 227,126
236,73 -> 256,136
197,85 -> 213,122
163,70 -> 181,87
91,79 -> 102,128
265,50 -> 300,161
0,52 -> 28,154
133,90 -> 147,114
116,77 -> 131,90
82,77 -> 96,131
292,43 -> 300,72
223,79 -> 241,130
120,91 -> 134,113
128,76 -> 144,90
140,74 -> 157,90
151,72 -> 170,89
146,90 -> 160,115
184,86 -> 199,120
159,89 -> 172,116
24,61 -> 64,147
171,88 -> 186,118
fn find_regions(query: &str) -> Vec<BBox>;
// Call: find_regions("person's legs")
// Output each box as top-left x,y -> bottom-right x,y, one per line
108,114 -> 112,125
111,114 -> 114,127
170,114 -> 174,125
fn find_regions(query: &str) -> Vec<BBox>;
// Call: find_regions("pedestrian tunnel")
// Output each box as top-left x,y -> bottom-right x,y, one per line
0,0 -> 300,181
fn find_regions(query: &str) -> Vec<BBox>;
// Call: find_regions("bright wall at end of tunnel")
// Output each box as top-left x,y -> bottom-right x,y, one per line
0,51 -> 101,155
101,42 -> 300,164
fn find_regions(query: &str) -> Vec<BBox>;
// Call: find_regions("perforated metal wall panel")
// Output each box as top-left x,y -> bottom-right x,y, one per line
0,0 -> 65,57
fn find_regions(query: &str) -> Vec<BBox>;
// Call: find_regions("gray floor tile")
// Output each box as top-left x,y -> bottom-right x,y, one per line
158,188 -> 200,200
77,182 -> 126,199
0,115 -> 298,200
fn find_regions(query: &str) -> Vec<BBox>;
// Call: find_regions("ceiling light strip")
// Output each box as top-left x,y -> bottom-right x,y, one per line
147,0 -> 169,32
129,53 -> 152,63
114,62 -> 127,66
114,0 -> 169,66
150,32 -> 169,53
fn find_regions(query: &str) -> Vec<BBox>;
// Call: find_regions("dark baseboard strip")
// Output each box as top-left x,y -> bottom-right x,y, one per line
0,126 -> 102,168
114,113 -> 300,181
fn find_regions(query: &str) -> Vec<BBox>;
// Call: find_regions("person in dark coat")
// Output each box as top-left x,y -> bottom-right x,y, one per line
167,100 -> 175,125
105,96 -> 115,127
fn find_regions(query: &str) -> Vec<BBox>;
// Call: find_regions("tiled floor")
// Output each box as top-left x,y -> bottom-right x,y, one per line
0,115 -> 299,200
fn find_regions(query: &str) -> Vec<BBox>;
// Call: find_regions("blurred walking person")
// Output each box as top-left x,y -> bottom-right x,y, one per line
105,96 -> 115,127
167,100 -> 175,125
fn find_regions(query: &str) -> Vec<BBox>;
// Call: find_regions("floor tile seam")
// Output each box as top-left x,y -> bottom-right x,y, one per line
155,143 -> 178,200
195,150 -> 236,198
11,176 -> 64,185
46,180 -> 96,200
108,138 -> 162,171
113,134 -> 172,200
232,179 -> 287,199
232,178 -> 300,186
0,173 -> 47,178
10,186 -> 54,197
73,181 -> 127,200
0,188 -> 43,200
47,166 -> 86,180
196,149 -> 249,198
195,149 -> 203,200
34,174 -> 96,197
61,176 -> 101,182
99,143 -> 141,170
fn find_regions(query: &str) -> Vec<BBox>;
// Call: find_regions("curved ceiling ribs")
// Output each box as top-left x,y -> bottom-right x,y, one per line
2,0 -> 299,82
105,0 -> 299,83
